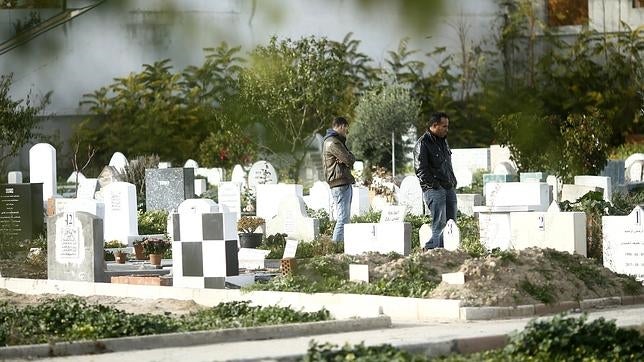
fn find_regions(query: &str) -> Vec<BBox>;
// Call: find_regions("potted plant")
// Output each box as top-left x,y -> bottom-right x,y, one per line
133,238 -> 146,260
237,216 -> 265,248
142,236 -> 171,266
115,249 -> 128,264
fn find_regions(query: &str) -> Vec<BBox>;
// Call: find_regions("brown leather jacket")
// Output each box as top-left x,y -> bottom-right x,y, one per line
323,129 -> 355,188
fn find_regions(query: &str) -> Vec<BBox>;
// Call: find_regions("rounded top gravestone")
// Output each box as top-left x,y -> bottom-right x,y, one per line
184,159 -> 199,169
398,176 -> 423,216
108,152 -> 129,173
29,143 -> 57,202
231,164 -> 246,185
624,153 -> 644,169
247,161 -> 278,188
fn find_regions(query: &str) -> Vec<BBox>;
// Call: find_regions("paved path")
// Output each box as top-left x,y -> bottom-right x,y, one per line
29,305 -> 644,362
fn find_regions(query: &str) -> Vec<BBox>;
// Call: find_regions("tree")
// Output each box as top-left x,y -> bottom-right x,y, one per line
0,74 -> 50,179
237,35 -> 368,180
350,83 -> 420,173
75,43 -> 244,171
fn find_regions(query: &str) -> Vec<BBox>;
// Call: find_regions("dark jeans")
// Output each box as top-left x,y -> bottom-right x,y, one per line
422,187 -> 457,249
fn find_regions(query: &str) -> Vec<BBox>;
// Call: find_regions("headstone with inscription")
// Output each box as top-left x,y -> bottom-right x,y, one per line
145,168 -> 195,212
47,211 -> 104,282
217,182 -> 242,221
510,209 -> 586,255
603,206 -> 644,282
247,161 -> 278,190
29,143 -> 57,203
103,182 -> 138,245
0,183 -> 44,241
443,219 -> 460,251
379,205 -> 406,223
344,221 -> 411,256
266,194 -> 319,242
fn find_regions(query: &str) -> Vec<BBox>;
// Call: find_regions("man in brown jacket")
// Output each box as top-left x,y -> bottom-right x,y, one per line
323,116 -> 355,242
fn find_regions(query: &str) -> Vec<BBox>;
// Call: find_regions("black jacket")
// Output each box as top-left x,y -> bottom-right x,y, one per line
413,131 -> 457,192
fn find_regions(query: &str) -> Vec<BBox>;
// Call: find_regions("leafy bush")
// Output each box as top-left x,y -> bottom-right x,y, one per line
303,341 -> 421,362
0,297 -> 331,346
307,208 -> 333,237
457,214 -> 484,257
609,143 -> 644,160
404,213 -> 430,250
500,314 -> 644,361
137,209 -> 168,235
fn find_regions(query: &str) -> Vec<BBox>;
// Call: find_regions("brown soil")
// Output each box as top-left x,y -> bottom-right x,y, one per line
366,248 -> 641,307
1,247 -> 642,312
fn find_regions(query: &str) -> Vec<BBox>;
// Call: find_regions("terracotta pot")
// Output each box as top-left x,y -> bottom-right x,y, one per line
149,253 -> 162,266
239,233 -> 263,248
134,244 -> 145,260
115,253 -> 127,264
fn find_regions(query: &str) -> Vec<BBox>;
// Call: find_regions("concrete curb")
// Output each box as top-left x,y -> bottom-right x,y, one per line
460,295 -> 644,320
0,315 -> 392,359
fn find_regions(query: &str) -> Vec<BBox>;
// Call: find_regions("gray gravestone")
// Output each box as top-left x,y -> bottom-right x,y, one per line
47,211 -> 104,282
0,183 -> 44,241
146,168 -> 195,212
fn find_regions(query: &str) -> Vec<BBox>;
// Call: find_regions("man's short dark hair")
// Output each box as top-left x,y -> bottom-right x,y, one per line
430,112 -> 449,125
332,116 -> 349,128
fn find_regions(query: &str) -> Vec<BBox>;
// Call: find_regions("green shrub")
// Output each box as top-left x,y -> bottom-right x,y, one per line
307,208 -> 333,237
501,314 -> 644,361
609,143 -> 644,160
0,297 -> 330,346
457,214 -> 484,257
404,213 -> 430,250
137,210 -> 169,235
258,233 -> 288,259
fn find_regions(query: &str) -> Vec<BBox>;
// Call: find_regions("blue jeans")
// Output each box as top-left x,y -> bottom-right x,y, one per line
331,184 -> 353,242
422,187 -> 457,249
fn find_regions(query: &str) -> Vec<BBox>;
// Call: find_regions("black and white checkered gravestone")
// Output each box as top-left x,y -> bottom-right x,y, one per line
171,199 -> 239,289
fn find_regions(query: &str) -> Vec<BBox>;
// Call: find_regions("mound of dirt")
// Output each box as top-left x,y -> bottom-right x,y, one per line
369,247 -> 642,307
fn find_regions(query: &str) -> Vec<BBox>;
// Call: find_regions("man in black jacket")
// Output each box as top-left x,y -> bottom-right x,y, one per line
413,112 -> 458,249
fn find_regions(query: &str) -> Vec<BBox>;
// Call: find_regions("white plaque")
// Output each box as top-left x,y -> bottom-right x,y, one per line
379,205 -> 406,223
283,239 -> 299,259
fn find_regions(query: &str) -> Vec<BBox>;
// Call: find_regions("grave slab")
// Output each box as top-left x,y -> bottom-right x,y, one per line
344,222 -> 411,256
47,211 -> 104,282
0,183 -> 44,241
265,194 -> 319,242
510,211 -> 586,256
602,206 -> 644,282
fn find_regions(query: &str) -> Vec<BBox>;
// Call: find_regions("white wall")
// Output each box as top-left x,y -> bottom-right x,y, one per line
1,0 -> 498,116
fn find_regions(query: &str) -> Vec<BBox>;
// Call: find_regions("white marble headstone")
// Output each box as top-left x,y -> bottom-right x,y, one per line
218,182 -> 242,221
265,194 -> 318,242
398,176 -> 423,216
66,171 -> 86,183
108,152 -> 129,173
184,159 -> 199,169
443,219 -> 460,251
603,206 -> 644,281
77,178 -> 98,199
29,143 -> 57,203
308,181 -> 332,214
248,161 -> 278,189
102,182 -> 138,245
418,223 -> 433,248
627,160 -> 643,182
379,205 -> 407,223
231,164 -> 247,185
